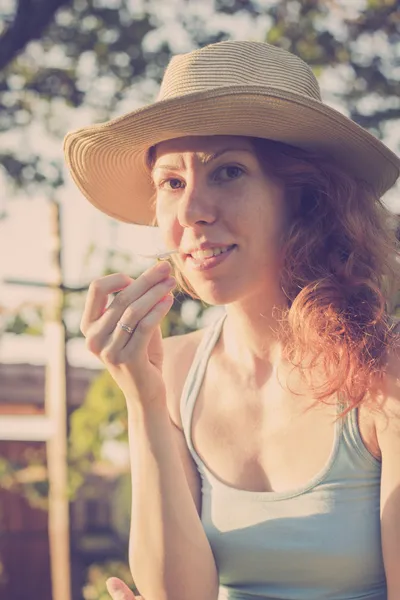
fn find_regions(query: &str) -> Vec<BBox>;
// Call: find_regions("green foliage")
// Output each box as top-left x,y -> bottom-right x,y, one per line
4,313 -> 30,335
0,0 -> 155,203
0,447 -> 49,510
68,369 -> 128,496
82,560 -> 136,600
4,306 -> 44,335
1,0 -> 399,201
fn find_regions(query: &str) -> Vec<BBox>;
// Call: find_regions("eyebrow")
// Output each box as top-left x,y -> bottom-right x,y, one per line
153,147 -> 254,172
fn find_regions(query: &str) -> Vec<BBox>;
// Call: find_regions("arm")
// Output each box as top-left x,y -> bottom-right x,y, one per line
81,265 -> 218,600
106,341 -> 207,600
375,336 -> 400,600
128,333 -> 218,600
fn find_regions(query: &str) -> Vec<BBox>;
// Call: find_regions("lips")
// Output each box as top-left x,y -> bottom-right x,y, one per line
185,244 -> 237,270
184,242 -> 235,255
189,244 -> 236,261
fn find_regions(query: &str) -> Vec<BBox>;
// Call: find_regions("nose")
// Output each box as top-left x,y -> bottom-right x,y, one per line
177,179 -> 216,228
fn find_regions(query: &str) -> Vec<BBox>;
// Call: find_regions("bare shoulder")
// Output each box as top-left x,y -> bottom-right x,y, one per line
376,321 -> 400,594
374,321 -> 400,439
162,328 -> 206,430
357,322 -> 400,457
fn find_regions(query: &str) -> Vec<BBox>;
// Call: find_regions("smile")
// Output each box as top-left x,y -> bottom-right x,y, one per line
186,244 -> 237,271
190,246 -> 234,260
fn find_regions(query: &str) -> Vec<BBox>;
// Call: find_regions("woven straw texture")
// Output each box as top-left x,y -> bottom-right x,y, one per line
64,40 -> 400,225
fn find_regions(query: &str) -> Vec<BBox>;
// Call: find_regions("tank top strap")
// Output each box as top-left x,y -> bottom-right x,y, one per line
336,390 -> 381,471
180,313 -> 227,441
337,319 -> 399,471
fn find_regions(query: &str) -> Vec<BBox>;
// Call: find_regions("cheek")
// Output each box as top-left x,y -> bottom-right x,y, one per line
156,208 -> 181,247
248,191 -> 287,251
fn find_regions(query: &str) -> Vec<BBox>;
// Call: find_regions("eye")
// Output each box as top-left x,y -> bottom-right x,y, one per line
158,177 -> 185,191
215,165 -> 244,182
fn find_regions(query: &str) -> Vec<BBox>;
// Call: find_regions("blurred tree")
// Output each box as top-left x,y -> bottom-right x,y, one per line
4,305 -> 44,334
0,446 -> 49,509
0,0 -> 72,70
68,370 -> 127,496
1,0 -> 399,202
264,0 -> 400,137
82,560 -> 136,600
0,0 -> 155,198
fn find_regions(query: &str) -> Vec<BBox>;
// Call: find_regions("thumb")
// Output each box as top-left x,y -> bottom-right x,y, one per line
106,577 -> 140,600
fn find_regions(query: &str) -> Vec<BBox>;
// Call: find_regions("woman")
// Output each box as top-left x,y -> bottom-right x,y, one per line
65,41 -> 400,600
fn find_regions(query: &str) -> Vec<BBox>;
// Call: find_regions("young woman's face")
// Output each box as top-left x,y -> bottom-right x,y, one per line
152,135 -> 287,305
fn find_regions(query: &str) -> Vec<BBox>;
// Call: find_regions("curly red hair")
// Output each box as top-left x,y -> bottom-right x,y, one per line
149,138 -> 400,409
256,138 -> 399,409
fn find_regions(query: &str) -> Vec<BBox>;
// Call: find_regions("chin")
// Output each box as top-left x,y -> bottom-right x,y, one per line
190,279 -> 245,306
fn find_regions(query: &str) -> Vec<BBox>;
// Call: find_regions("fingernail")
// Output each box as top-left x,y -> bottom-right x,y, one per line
157,261 -> 171,273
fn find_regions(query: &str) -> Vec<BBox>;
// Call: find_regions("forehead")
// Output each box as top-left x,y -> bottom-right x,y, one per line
153,135 -> 254,163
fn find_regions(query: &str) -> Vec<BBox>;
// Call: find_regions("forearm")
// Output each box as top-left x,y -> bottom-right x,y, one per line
127,403 -> 219,600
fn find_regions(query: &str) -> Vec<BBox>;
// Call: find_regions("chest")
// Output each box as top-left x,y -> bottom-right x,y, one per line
201,483 -> 384,596
190,361 -> 379,494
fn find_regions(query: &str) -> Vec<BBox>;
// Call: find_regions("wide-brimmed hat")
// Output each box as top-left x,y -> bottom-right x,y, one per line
64,40 -> 400,226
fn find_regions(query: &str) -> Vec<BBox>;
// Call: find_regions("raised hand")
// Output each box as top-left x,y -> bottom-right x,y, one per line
81,261 -> 176,410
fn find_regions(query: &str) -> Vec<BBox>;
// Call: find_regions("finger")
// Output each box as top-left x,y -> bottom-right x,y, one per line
104,277 -> 176,356
120,292 -> 174,362
102,261 -> 172,330
81,273 -> 133,333
83,262 -> 173,357
105,577 -> 138,600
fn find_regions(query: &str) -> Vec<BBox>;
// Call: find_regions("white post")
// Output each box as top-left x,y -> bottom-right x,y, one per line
45,200 -> 72,600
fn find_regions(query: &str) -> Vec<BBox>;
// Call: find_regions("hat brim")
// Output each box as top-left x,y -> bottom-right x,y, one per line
64,85 -> 400,225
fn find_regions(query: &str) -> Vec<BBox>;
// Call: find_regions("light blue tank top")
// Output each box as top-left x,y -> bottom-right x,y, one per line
180,314 -> 386,600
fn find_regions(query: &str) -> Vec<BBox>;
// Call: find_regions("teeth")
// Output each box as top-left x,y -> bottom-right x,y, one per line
191,246 -> 231,260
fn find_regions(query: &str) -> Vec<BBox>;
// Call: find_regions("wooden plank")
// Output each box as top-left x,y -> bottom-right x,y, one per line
45,319 -> 71,600
0,415 -> 54,441
45,200 -> 71,600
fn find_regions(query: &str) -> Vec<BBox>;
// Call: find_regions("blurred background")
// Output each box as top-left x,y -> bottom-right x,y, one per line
0,0 -> 399,599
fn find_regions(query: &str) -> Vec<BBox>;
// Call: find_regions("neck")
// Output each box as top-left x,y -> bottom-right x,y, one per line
221,287 -> 288,386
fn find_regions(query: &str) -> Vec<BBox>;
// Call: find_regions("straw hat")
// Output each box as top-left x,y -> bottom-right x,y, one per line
64,40 -> 400,226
